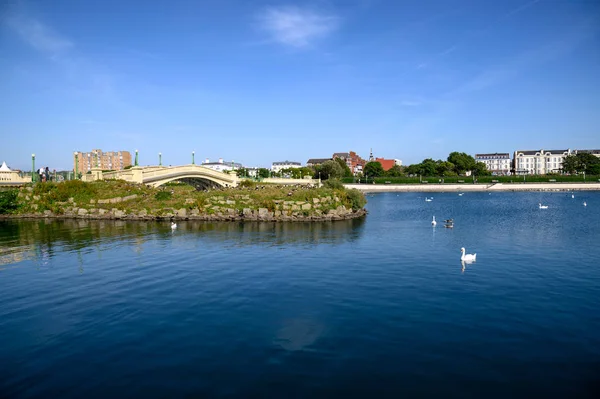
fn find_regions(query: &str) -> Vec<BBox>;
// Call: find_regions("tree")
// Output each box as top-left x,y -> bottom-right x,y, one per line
447,152 -> 476,174
258,168 -> 270,178
420,159 -> 438,176
317,160 -> 344,180
436,161 -> 456,176
473,162 -> 491,176
334,158 -> 353,177
363,161 -> 385,178
386,164 -> 405,177
562,153 -> 600,174
561,154 -> 578,174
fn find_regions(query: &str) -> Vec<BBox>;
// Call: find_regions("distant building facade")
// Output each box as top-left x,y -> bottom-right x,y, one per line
332,151 -> 367,174
573,149 -> 600,158
513,149 -> 570,175
0,161 -> 29,185
475,153 -> 511,175
271,161 -> 302,173
306,158 -> 331,167
201,158 -> 242,172
74,149 -> 131,173
375,157 -> 402,171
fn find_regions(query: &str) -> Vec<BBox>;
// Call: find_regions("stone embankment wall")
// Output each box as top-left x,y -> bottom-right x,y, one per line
7,188 -> 365,222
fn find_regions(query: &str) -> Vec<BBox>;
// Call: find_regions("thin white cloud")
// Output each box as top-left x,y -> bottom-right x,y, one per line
400,100 -> 422,107
257,6 -> 339,48
5,13 -> 73,56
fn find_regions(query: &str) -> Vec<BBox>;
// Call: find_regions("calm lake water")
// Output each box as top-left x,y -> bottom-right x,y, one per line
1,191 -> 599,398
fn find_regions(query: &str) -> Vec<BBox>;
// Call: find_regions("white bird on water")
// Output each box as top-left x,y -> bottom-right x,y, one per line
571,194 -> 575,199
539,203 -> 549,209
583,201 -> 587,207
171,221 -> 177,230
425,197 -> 433,202
460,247 -> 476,262
458,193 -> 464,196
432,216 -> 437,226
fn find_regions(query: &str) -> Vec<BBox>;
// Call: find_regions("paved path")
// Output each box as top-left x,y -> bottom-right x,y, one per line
344,182 -> 600,193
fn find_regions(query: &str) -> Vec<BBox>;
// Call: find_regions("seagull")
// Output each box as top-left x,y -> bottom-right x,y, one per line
171,221 -> 177,230
460,247 -> 476,262
432,216 -> 437,226
539,203 -> 549,209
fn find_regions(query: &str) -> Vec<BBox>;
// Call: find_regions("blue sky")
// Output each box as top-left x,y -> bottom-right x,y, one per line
1,0 -> 599,170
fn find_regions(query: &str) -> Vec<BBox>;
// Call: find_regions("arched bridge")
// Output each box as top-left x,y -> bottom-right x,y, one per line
88,165 -> 239,189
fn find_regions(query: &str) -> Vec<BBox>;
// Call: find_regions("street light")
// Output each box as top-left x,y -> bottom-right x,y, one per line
74,152 -> 78,180
583,164 -> 586,182
159,152 -> 162,166
192,151 -> 195,165
134,149 -> 139,166
31,153 -> 36,182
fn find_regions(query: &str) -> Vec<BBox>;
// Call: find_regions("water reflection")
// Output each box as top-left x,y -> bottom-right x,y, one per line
0,218 -> 365,268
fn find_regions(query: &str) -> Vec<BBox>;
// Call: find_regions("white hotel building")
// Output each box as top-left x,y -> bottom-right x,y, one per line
513,149 -> 570,175
475,153 -> 511,175
271,161 -> 302,173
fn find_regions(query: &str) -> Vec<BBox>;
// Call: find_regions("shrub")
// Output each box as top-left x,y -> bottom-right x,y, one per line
0,189 -> 19,214
344,188 -> 367,211
323,178 -> 344,190
239,180 -> 256,188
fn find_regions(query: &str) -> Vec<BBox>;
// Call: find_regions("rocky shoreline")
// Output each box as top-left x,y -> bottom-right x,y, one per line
1,183 -> 367,222
0,208 -> 367,222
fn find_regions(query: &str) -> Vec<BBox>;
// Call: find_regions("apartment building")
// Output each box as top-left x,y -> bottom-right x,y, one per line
475,153 -> 511,175
74,149 -> 132,173
201,158 -> 242,172
271,161 -> 302,173
513,149 -> 570,175
332,151 -> 367,174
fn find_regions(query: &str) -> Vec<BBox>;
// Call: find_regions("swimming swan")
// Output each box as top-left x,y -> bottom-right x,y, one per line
538,203 -> 548,209
171,221 -> 177,229
432,216 -> 437,226
425,197 -> 433,202
460,247 -> 476,262
583,201 -> 587,207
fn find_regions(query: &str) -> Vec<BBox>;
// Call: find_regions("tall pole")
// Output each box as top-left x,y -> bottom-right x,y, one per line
192,151 -> 195,165
31,153 -> 36,182
74,152 -> 79,180
135,149 -> 139,166
159,152 -> 162,166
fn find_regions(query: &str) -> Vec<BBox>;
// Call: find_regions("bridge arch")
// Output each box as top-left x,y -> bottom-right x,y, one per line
141,166 -> 238,189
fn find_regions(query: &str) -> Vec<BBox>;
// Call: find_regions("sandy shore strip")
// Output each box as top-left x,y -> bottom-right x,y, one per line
344,182 -> 600,193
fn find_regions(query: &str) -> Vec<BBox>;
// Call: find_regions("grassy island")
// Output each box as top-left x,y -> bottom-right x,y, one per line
0,180 -> 367,221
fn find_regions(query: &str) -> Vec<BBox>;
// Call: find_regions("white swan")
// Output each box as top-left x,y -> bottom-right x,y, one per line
460,247 -> 476,262
538,203 -> 548,209
458,193 -> 464,196
583,201 -> 587,207
571,194 -> 575,199
425,197 -> 433,202
171,221 -> 177,230
432,216 -> 437,226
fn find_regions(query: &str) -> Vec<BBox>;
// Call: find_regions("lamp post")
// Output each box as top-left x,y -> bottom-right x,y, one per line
192,151 -> 195,165
159,152 -> 162,166
74,152 -> 78,180
31,153 -> 36,182
134,149 -> 139,166
583,164 -> 586,182
93,151 -> 98,168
